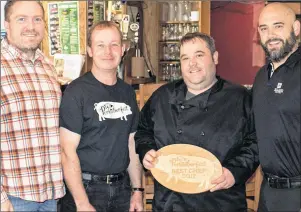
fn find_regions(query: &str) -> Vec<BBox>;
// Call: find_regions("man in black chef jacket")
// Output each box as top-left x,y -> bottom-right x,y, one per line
135,32 -> 259,212
253,3 -> 301,212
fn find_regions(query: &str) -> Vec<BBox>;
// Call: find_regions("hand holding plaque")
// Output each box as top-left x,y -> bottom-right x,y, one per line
150,144 -> 223,194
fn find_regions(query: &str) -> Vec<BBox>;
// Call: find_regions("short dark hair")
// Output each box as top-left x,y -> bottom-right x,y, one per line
87,21 -> 122,47
180,32 -> 216,56
4,0 -> 45,22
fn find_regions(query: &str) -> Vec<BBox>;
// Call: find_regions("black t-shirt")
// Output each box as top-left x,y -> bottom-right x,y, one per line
253,46 -> 301,177
59,71 -> 139,175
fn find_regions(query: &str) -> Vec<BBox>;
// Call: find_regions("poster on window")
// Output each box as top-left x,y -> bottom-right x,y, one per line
47,1 -> 80,55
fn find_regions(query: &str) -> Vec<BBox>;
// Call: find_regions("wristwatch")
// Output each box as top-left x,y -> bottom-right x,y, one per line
132,187 -> 145,192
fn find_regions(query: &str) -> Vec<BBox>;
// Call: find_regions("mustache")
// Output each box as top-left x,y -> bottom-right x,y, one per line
265,38 -> 284,46
22,30 -> 39,34
188,67 -> 201,72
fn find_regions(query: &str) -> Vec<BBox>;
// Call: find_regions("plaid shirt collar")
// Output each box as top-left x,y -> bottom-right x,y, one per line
1,38 -> 45,62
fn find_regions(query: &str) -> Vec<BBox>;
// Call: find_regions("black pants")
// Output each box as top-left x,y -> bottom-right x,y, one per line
60,173 -> 131,212
258,178 -> 301,212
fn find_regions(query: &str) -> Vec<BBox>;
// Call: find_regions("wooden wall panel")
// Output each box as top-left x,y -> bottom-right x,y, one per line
142,0 -> 159,80
79,1 -> 87,55
41,1 -> 51,60
201,1 -> 211,35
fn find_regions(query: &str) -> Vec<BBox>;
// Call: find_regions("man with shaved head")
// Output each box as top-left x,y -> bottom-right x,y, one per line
253,2 -> 300,211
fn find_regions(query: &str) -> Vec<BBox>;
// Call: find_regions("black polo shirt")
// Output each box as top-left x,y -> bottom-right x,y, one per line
253,46 -> 301,177
59,71 -> 139,175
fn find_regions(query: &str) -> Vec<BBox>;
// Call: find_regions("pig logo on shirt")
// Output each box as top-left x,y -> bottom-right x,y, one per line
94,102 -> 132,121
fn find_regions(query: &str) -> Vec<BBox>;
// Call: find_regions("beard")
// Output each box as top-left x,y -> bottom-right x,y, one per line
261,30 -> 297,62
19,46 -> 39,54
15,30 -> 42,54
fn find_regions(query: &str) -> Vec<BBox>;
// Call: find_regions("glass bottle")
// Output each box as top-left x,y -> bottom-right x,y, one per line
168,2 -> 175,22
177,1 -> 184,22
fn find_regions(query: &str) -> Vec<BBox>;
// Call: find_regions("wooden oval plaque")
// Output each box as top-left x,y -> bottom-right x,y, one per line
150,144 -> 223,194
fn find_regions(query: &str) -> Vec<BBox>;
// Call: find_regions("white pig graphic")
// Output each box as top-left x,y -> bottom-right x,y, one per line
94,102 -> 132,121
154,154 -> 220,190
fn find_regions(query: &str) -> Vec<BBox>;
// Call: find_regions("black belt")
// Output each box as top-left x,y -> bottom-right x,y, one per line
82,171 -> 126,184
264,173 -> 301,189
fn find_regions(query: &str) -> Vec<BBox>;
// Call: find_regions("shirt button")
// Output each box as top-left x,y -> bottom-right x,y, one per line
180,105 -> 185,109
177,129 -> 183,134
204,107 -> 208,112
200,131 -> 205,136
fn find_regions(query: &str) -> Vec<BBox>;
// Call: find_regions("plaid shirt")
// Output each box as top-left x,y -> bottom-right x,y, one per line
1,38 -> 65,203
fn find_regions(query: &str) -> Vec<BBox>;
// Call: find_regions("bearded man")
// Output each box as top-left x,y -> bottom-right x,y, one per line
1,1 -> 65,211
253,3 -> 301,212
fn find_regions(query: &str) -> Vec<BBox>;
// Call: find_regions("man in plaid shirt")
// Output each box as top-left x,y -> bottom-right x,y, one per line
1,1 -> 65,211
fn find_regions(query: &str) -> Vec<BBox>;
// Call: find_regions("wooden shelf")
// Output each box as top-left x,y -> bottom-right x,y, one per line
159,40 -> 180,43
125,77 -> 156,85
159,60 -> 180,64
160,21 -> 199,25
151,1 -> 210,83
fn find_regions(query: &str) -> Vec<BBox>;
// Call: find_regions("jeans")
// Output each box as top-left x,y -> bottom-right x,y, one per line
60,172 -> 131,212
7,195 -> 57,211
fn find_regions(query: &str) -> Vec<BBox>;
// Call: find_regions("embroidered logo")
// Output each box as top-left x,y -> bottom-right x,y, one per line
94,102 -> 132,121
274,83 -> 284,94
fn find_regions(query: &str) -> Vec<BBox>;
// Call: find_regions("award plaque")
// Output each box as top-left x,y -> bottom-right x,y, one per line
150,144 -> 223,194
